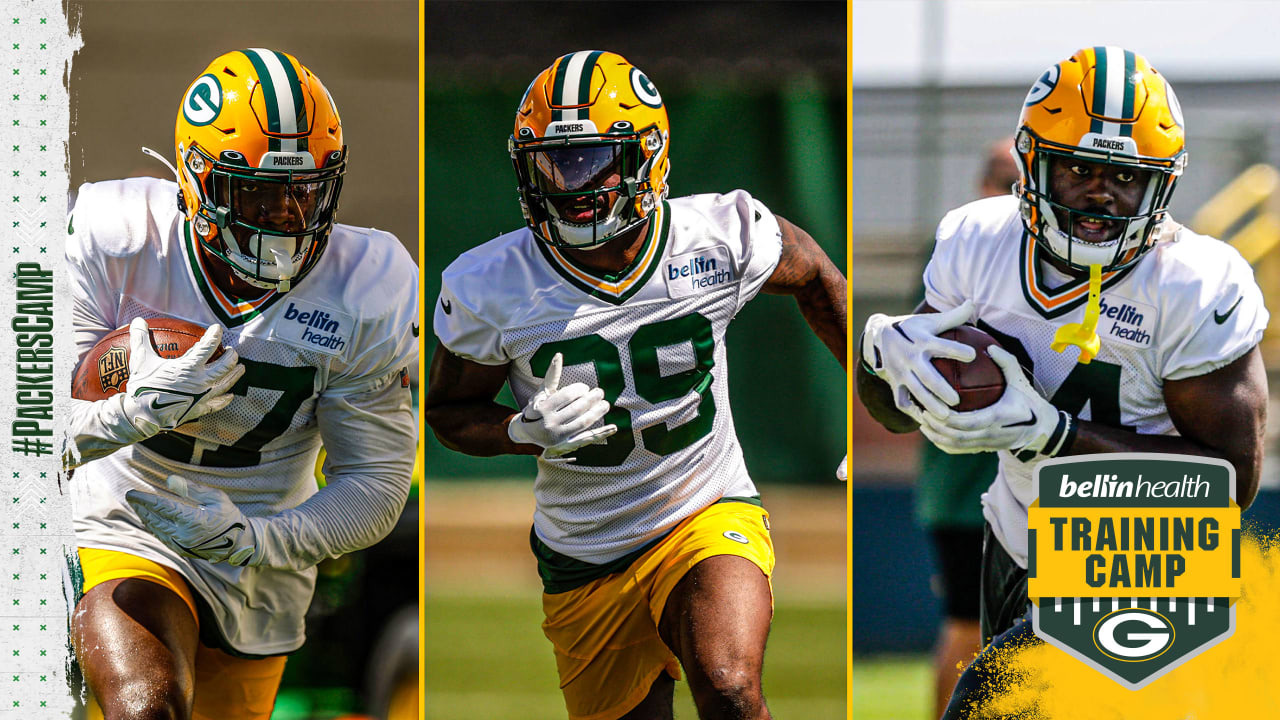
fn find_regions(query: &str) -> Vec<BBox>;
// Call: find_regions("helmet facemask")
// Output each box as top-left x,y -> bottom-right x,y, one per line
511,127 -> 664,249
183,143 -> 345,292
1018,129 -> 1184,272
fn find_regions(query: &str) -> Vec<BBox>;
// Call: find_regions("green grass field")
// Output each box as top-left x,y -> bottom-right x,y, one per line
851,655 -> 931,720
424,592 -> 845,719
424,481 -> 847,718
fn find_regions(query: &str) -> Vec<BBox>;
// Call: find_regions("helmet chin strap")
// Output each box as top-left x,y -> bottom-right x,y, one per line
267,242 -> 296,292
140,146 -> 181,183
218,226 -> 300,292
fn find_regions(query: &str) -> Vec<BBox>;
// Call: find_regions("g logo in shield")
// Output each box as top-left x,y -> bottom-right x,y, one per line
98,346 -> 128,395
1093,608 -> 1175,662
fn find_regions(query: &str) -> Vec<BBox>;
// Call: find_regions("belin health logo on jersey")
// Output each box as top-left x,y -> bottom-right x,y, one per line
1098,295 -> 1155,349
271,300 -> 353,357
664,247 -> 736,300
1026,454 -> 1240,689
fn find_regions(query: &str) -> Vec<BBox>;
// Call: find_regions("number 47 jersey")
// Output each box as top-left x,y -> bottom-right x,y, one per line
436,190 -> 783,564
67,177 -> 418,655
924,195 -> 1268,568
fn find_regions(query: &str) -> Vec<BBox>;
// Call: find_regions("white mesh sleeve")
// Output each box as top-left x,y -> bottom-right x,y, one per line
922,206 -> 974,312
732,193 -> 784,313
249,371 -> 416,571
62,395 -> 148,468
325,250 -> 419,396
432,279 -> 507,365
1162,250 -> 1268,380
63,185 -> 141,467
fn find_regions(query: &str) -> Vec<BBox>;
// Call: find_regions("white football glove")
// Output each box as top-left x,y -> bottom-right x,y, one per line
860,301 -> 977,419
836,454 -> 848,482
916,345 -> 1075,458
124,317 -> 244,436
125,475 -> 262,567
508,352 -> 618,459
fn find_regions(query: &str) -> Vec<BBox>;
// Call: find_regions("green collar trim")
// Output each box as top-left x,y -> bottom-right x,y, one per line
1019,230 -> 1136,320
183,220 -> 286,327
534,201 -> 670,306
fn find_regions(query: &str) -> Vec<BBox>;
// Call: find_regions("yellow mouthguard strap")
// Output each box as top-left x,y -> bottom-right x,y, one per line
1050,264 -> 1102,364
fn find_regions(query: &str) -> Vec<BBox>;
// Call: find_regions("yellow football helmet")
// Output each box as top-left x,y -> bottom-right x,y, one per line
510,50 -> 671,249
174,49 -> 346,292
1015,46 -> 1186,271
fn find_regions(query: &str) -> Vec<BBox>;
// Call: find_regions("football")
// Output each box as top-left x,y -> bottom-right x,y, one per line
71,317 -> 222,401
931,325 -> 1006,412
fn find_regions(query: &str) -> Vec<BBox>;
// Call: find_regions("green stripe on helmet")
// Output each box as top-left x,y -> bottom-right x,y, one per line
550,53 -> 572,122
1091,46 -> 1108,121
272,50 -> 310,151
1120,49 -> 1136,137
240,50 -> 282,152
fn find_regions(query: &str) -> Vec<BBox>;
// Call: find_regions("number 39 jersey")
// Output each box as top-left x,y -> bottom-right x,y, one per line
67,177 -> 418,655
924,195 -> 1269,568
436,190 -> 783,564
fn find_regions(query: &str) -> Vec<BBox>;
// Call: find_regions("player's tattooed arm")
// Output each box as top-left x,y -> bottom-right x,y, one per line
762,216 -> 847,369
424,346 -> 541,457
1067,346 -> 1268,508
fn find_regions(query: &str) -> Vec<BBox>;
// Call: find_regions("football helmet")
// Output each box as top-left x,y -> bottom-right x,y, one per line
1015,46 -> 1186,271
510,50 -> 671,249
173,49 -> 346,292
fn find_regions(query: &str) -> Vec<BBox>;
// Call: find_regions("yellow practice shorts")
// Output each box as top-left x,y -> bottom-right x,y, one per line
540,501 -> 775,720
78,548 -> 288,720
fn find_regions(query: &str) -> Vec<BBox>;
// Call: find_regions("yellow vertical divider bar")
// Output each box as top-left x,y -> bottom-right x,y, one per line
417,1 -> 426,719
844,0 -> 853,716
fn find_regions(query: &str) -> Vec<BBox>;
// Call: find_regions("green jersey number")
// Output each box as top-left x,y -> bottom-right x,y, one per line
140,358 -> 317,467
1049,359 -> 1131,430
977,319 -> 1129,428
529,313 -> 717,467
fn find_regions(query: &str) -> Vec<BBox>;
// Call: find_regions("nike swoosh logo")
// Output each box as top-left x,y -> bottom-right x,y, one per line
1214,297 -> 1242,324
1004,413 -> 1038,428
441,299 -> 453,315
412,323 -> 420,337
176,538 -> 233,554
150,399 -> 188,410
173,522 -> 245,556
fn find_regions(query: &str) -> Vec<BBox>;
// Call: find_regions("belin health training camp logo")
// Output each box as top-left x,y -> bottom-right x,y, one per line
1027,454 -> 1241,689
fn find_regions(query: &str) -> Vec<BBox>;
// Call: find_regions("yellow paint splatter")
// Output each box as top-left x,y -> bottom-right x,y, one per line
972,531 -> 1280,718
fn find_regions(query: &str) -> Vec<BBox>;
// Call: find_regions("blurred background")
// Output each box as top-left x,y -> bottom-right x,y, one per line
424,1 -> 846,717
70,3 -> 417,719
851,2 -> 1280,718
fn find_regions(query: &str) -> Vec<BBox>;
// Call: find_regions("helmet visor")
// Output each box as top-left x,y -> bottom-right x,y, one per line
524,145 -> 627,196
224,173 -> 339,235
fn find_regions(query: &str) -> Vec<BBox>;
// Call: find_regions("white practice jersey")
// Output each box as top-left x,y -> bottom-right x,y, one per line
68,177 -> 418,655
924,195 -> 1268,567
436,191 -> 783,563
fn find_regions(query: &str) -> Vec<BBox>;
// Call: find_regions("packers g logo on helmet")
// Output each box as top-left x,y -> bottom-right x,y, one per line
174,48 -> 347,293
510,50 -> 671,249
182,74 -> 222,126
1015,46 -> 1187,272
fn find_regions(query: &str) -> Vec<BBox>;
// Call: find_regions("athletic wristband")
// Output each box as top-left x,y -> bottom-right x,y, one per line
1042,411 -> 1076,457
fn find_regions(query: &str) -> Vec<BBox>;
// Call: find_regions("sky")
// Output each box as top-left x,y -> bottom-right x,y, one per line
852,1 -> 1280,87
